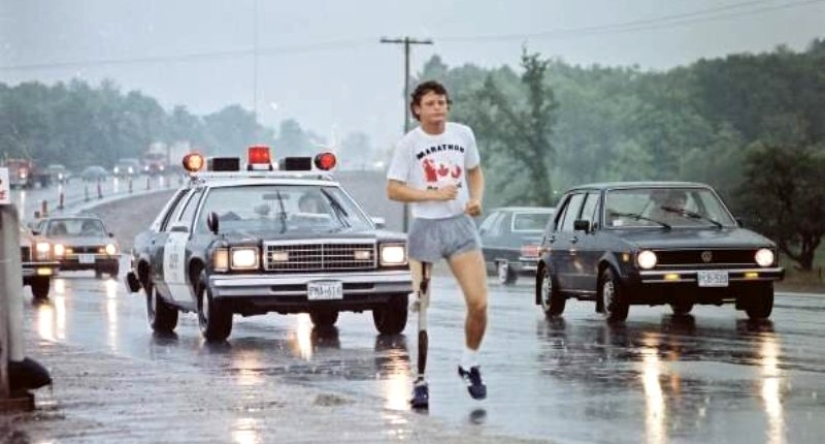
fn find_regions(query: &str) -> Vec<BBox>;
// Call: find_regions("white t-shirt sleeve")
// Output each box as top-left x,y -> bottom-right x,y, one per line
386,140 -> 410,182
464,126 -> 480,170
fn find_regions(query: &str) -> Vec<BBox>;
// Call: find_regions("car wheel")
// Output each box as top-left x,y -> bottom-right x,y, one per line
539,267 -> 565,317
146,279 -> 178,333
372,294 -> 408,335
497,261 -> 517,286
109,262 -> 120,278
670,301 -> 694,316
31,277 -> 50,301
600,267 -> 629,322
95,269 -> 104,279
744,283 -> 774,320
197,271 -> 233,342
309,308 -> 339,328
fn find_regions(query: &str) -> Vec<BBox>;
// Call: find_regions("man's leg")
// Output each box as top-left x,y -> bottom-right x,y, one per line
448,249 -> 488,399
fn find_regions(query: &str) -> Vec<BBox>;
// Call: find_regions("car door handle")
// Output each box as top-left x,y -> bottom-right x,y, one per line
549,236 -> 556,243
570,236 -> 578,244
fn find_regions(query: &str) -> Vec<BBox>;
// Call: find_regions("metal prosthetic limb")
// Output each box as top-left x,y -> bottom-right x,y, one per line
416,262 -> 431,381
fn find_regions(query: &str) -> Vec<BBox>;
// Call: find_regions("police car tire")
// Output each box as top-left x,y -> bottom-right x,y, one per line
372,294 -> 408,335
198,273 -> 233,342
146,281 -> 178,332
31,277 -> 50,301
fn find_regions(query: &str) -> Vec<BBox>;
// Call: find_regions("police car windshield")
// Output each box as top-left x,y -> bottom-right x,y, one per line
195,184 -> 372,233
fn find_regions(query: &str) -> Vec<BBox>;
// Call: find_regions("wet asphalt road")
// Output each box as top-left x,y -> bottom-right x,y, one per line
24,264 -> 825,444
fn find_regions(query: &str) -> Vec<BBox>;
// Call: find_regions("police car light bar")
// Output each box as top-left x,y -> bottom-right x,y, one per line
208,157 -> 241,172
314,152 -> 337,171
182,152 -> 205,172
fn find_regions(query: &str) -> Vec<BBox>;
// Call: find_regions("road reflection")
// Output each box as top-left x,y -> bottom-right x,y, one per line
231,417 -> 261,444
757,327 -> 785,444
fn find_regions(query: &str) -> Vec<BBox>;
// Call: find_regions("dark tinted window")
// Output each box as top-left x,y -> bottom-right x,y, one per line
579,192 -> 600,225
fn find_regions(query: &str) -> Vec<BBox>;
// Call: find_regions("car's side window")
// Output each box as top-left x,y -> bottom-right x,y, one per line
491,212 -> 509,236
478,211 -> 500,234
552,195 -> 572,232
158,189 -> 191,232
560,193 -> 586,233
176,189 -> 204,229
579,192 -> 600,226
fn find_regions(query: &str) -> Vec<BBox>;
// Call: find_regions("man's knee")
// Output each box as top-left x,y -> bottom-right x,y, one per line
467,296 -> 487,317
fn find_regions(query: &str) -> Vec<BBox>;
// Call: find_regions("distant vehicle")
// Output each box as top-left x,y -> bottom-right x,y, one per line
142,151 -> 167,176
46,164 -> 71,185
535,182 -> 784,321
80,165 -> 109,182
113,158 -> 142,178
478,207 -> 555,285
1,157 -> 50,189
35,216 -> 120,279
125,147 -> 412,342
19,226 -> 59,300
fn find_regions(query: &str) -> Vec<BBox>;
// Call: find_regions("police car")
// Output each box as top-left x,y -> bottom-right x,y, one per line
125,146 -> 412,341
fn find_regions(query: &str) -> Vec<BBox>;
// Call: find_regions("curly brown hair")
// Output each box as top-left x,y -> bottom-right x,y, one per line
410,80 -> 451,121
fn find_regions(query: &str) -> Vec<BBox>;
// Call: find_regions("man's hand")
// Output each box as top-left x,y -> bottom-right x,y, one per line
465,199 -> 482,217
431,185 -> 458,201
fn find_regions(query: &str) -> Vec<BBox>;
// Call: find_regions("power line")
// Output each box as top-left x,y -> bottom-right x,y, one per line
437,0 -> 825,43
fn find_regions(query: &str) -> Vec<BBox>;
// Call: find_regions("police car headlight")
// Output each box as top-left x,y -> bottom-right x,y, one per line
637,250 -> 657,270
755,248 -> 774,267
105,243 -> 118,255
213,248 -> 229,272
35,242 -> 52,260
380,245 -> 406,266
231,248 -> 259,270
54,244 -> 65,257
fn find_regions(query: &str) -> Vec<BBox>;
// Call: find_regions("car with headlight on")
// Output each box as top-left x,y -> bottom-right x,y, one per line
20,226 -> 59,301
125,147 -> 412,342
535,182 -> 784,321
34,216 -> 120,278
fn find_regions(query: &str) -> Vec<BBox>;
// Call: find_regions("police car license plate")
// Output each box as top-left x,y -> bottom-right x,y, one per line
697,270 -> 728,287
307,281 -> 343,300
78,254 -> 96,264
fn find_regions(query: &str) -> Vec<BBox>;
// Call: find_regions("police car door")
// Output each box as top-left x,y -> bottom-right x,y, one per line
163,189 -> 202,303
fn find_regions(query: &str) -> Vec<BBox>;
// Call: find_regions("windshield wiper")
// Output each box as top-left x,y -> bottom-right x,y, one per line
660,206 -> 723,228
320,188 -> 351,228
275,190 -> 288,234
611,211 -> 672,229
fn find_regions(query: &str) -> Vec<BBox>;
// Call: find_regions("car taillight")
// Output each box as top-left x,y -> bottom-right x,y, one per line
520,245 -> 540,258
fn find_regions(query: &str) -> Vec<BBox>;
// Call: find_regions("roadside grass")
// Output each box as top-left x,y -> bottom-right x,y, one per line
776,247 -> 825,293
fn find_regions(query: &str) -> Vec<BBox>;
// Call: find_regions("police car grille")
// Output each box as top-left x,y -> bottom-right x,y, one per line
654,249 -> 758,267
264,242 -> 377,272
20,246 -> 32,261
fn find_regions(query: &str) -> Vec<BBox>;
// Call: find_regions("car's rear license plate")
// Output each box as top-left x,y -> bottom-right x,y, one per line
698,270 -> 728,287
307,281 -> 343,300
78,254 -> 96,264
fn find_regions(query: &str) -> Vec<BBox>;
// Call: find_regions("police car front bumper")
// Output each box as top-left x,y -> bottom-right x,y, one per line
208,270 -> 413,314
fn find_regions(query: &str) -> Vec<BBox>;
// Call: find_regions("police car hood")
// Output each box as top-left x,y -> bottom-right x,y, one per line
612,227 -> 775,250
222,227 -> 405,242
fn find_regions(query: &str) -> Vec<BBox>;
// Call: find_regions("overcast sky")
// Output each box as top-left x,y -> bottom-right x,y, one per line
1,0 -> 823,150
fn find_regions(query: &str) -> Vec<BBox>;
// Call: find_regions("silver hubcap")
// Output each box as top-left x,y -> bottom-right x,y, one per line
541,273 -> 552,310
497,263 -> 509,283
603,281 -> 615,313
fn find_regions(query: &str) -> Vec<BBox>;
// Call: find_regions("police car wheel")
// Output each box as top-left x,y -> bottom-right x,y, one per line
31,277 -> 50,301
309,308 -> 339,328
146,280 -> 178,332
197,273 -> 233,342
372,294 -> 408,335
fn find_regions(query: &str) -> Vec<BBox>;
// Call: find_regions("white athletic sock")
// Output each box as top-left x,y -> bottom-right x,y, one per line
461,347 -> 478,370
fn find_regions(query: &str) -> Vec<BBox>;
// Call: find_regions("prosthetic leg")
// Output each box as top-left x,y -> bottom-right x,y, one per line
410,261 -> 431,410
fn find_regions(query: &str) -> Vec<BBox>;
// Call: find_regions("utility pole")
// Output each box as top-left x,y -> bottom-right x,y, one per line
252,0 -> 259,120
380,36 -> 433,233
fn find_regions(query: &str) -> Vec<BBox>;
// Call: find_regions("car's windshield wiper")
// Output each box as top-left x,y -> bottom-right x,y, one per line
275,190 -> 288,234
660,206 -> 723,228
611,211 -> 672,229
320,188 -> 351,228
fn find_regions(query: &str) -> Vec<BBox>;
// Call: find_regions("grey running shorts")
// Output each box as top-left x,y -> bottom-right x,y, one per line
407,214 -> 482,263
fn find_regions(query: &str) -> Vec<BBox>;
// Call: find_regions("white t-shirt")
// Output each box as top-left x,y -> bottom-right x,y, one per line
386,122 -> 481,219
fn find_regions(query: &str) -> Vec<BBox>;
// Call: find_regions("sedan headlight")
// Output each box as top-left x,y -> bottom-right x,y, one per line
380,244 -> 407,266
637,250 -> 658,270
231,247 -> 259,270
54,244 -> 65,257
755,248 -> 775,267
105,243 -> 118,255
35,242 -> 51,260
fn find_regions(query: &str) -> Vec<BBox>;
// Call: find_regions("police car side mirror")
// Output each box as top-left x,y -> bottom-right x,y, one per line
207,212 -> 220,235
371,216 -> 386,229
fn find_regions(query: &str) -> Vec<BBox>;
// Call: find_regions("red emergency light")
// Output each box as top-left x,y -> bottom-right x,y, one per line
247,145 -> 273,170
182,152 -> 205,172
314,152 -> 337,171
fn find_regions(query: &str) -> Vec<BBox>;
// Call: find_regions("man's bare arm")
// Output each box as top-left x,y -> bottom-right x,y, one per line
387,180 -> 458,203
